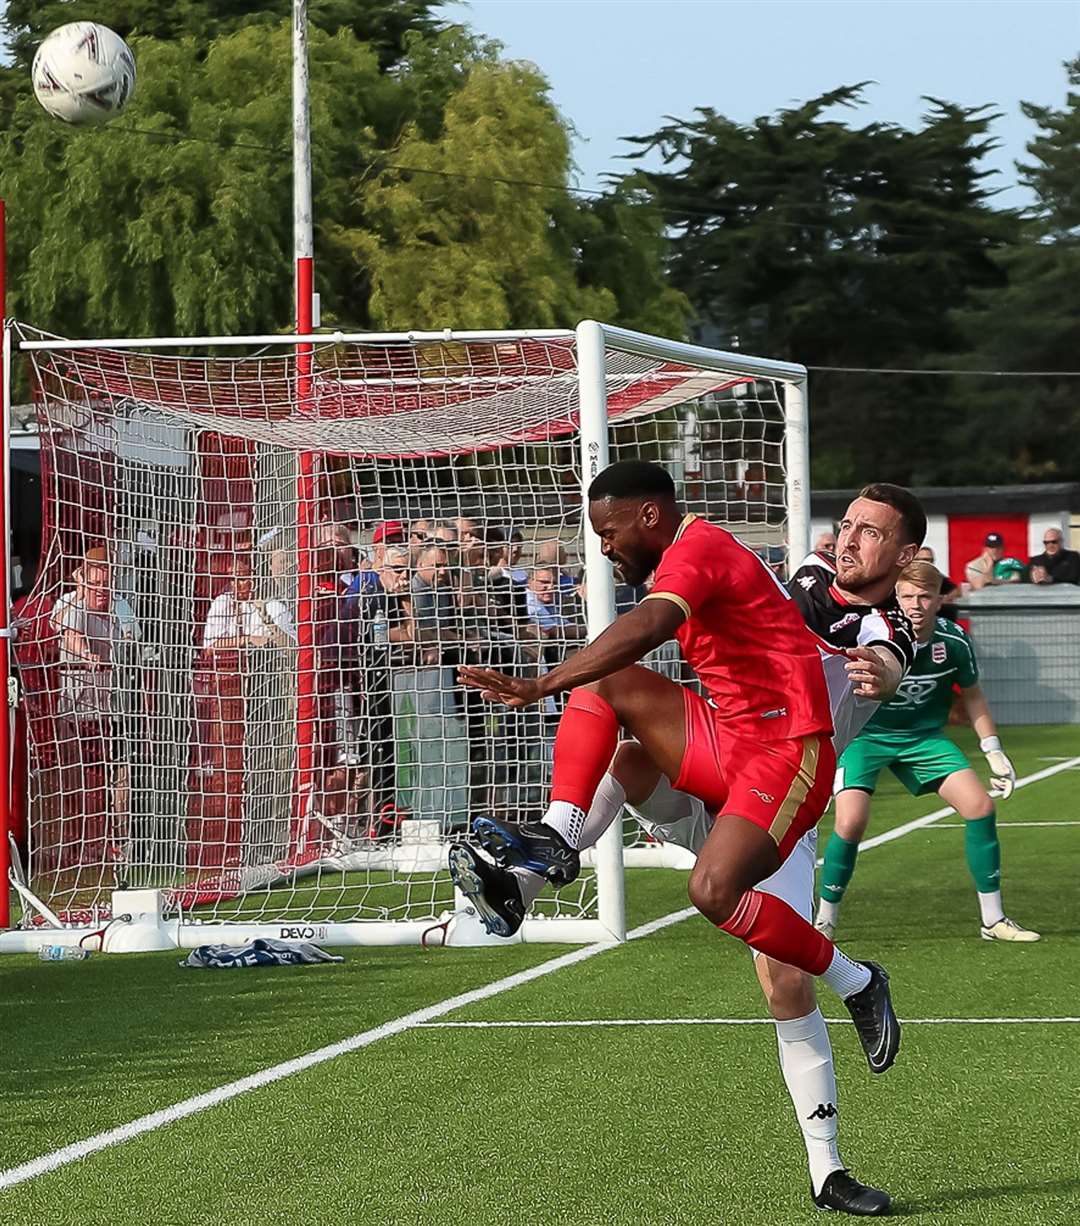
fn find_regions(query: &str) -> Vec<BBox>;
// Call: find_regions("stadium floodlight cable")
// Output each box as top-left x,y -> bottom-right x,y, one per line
808,364 -> 1080,377
0,320 -> 810,952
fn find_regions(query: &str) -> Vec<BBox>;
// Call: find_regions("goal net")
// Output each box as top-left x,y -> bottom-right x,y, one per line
2,321 -> 807,950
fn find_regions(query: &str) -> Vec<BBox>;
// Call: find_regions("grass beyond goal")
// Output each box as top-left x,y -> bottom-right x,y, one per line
0,320 -> 809,952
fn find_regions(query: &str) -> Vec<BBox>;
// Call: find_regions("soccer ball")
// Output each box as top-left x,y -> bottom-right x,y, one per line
32,22 -> 136,126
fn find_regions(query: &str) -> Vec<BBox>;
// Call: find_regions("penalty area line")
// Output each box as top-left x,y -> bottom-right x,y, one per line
817,753 -> 1080,864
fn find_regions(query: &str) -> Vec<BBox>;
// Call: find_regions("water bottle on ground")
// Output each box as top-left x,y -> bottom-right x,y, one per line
38,945 -> 92,962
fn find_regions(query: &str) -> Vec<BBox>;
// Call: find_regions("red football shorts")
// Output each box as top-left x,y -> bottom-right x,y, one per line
673,689 -> 835,862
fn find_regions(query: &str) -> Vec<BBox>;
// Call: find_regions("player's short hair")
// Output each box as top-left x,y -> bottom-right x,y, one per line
898,559 -> 943,594
588,461 -> 676,504
856,483 -> 926,546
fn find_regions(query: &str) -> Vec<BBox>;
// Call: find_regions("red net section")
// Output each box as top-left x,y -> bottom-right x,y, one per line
10,328 -> 785,931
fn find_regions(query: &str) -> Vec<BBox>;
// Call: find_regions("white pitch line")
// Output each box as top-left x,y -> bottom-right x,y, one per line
417,1016 -> 1080,1029
5,755 -> 1077,1192
928,821 -> 1080,829
0,907 -> 692,1192
817,753 -> 1080,864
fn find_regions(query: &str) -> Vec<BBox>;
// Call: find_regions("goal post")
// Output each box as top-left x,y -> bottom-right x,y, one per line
0,320 -> 808,952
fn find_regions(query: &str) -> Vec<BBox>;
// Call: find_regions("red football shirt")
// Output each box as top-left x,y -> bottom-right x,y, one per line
643,515 -> 833,741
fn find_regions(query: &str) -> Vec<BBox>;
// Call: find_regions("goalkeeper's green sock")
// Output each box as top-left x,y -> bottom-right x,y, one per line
819,832 -> 860,917
965,809 -> 1005,926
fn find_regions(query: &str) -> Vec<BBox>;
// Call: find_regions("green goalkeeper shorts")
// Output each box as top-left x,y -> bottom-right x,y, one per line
836,730 -> 970,797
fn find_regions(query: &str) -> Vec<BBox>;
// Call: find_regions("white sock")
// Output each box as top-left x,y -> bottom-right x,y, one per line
542,772 -> 627,852
816,898 -> 840,928
821,947 -> 872,999
509,866 -> 546,908
775,1009 -> 844,1196
977,889 -> 1005,927
541,801 -> 588,848
581,772 -> 627,848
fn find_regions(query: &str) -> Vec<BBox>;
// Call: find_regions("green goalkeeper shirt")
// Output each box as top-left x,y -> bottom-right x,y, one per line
865,618 -> 979,736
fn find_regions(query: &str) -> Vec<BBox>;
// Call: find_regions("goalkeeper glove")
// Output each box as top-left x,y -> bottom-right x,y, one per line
980,735 -> 1015,800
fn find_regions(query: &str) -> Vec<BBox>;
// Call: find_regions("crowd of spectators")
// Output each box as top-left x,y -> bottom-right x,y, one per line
16,508 -> 1078,873
964,528 -> 1080,590
260,516 -> 622,832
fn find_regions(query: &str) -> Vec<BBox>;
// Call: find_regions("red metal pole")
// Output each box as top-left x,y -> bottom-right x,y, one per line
293,2 -> 316,829
295,257 -> 315,823
0,198 -> 12,927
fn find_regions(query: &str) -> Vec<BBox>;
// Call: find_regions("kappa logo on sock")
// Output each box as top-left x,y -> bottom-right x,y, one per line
807,1102 -> 838,1121
749,788 -> 775,804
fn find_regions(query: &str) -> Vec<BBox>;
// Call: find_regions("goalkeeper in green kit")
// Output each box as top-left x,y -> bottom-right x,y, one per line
816,559 -> 1040,943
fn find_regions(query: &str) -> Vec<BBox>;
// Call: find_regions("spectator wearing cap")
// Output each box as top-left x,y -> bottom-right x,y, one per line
965,532 -> 1023,590
1028,527 -> 1080,585
355,520 -> 407,594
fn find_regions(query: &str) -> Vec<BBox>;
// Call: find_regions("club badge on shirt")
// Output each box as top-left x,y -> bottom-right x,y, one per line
932,642 -> 947,664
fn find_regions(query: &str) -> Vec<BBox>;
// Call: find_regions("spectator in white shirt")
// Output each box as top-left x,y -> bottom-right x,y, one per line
201,556 -> 296,651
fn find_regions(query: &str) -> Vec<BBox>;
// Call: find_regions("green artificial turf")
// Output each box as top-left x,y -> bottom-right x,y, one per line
0,725 -> 1077,1225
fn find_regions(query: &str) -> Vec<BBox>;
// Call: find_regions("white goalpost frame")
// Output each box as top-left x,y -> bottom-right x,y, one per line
0,320 -> 809,954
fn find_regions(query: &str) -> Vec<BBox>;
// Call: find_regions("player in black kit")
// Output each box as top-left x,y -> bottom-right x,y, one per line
455,484 -> 925,1216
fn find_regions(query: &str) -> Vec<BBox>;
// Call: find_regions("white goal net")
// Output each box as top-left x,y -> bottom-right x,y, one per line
2,321 -> 807,950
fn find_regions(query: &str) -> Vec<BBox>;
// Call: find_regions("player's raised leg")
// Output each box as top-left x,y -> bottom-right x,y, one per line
474,667 -> 686,890
936,768 -> 1040,942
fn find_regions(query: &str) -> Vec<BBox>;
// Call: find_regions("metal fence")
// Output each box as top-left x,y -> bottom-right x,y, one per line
958,587 -> 1080,726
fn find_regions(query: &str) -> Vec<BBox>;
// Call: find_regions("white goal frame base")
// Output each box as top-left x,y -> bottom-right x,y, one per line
581,842 -> 696,871
0,886 -> 620,953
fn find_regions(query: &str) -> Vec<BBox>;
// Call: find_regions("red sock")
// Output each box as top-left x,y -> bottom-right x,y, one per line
550,688 -> 619,810
719,889 -> 834,976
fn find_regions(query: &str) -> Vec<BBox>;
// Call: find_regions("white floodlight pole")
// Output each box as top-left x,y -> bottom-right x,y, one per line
293,0 -> 317,816
293,0 -> 314,326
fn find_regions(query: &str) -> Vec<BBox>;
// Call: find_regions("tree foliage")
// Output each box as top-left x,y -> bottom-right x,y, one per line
945,56 -> 1080,483
0,24 -> 393,337
627,87 -> 1018,485
352,58 -> 613,330
2,0 -> 440,69
0,17 -> 686,342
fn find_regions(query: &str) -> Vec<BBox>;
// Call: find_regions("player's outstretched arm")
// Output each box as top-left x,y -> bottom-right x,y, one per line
962,683 -> 1016,799
459,598 -> 684,707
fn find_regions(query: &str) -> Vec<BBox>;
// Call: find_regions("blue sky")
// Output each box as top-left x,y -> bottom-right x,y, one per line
451,0 -> 1080,208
